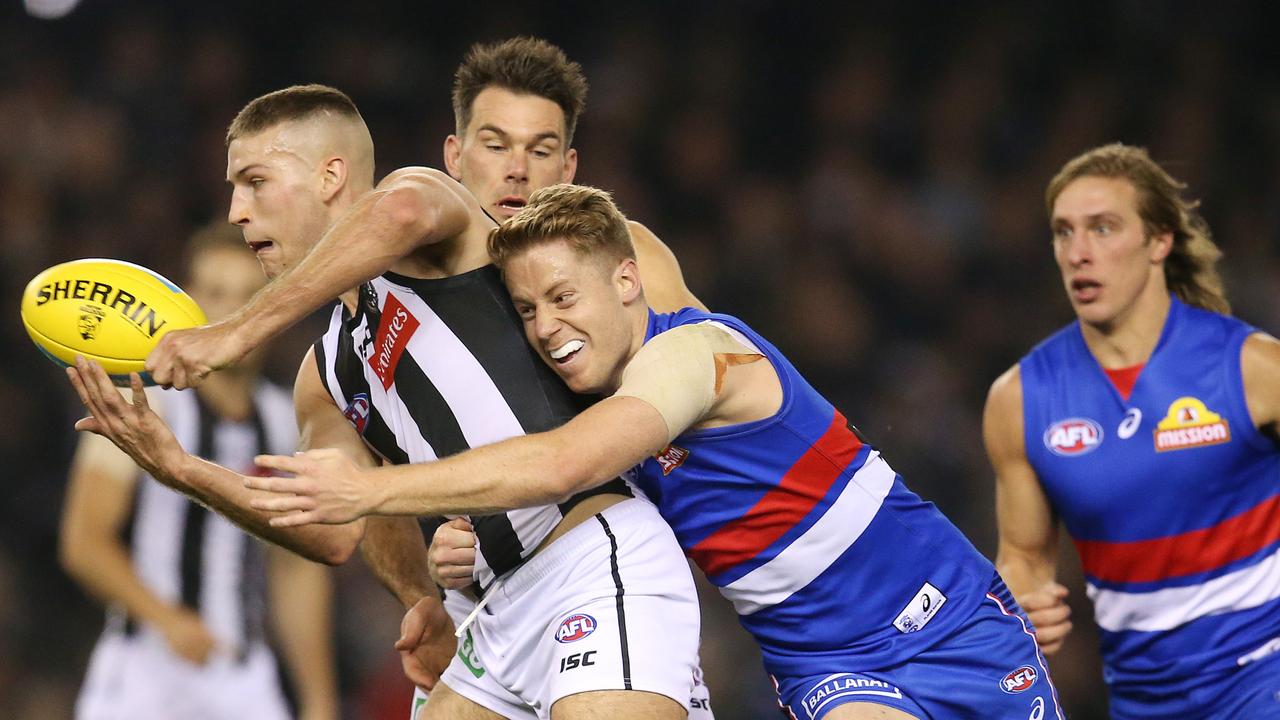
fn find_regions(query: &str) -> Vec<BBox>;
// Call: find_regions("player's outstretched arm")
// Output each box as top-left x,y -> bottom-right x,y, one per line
59,428 -> 218,664
985,366 -> 1073,656
267,546 -> 340,720
628,220 -> 707,312
67,356 -> 363,565
246,323 -> 755,524
145,167 -> 480,389
1242,332 -> 1280,440
250,394 -> 669,524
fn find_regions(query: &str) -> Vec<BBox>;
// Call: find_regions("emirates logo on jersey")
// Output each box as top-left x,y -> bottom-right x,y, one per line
1154,397 -> 1230,452
655,444 -> 690,475
368,293 -> 420,390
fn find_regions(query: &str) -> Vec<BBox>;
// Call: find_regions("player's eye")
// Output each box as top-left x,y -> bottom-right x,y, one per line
531,148 -> 552,159
249,177 -> 265,188
516,305 -> 535,320
486,144 -> 505,153
554,293 -> 575,306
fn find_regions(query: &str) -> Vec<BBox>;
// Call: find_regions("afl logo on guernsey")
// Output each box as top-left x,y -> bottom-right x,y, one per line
1044,418 -> 1102,456
1000,665 -> 1038,693
555,614 -> 596,643
343,393 -> 371,434
1154,397 -> 1230,452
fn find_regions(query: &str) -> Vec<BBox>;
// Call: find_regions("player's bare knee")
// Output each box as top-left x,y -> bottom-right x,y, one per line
551,689 -> 686,720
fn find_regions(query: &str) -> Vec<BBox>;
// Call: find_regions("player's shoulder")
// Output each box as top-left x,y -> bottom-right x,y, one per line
1241,332 -> 1280,378
377,165 -> 454,188
986,364 -> 1022,411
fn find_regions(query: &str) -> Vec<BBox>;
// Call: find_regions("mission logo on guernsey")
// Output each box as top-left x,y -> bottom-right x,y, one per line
1154,396 -> 1230,452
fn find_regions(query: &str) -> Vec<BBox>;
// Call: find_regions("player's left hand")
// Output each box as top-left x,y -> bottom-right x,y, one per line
144,319 -> 249,390
66,358 -> 186,481
394,595 -> 456,691
248,448 -> 378,526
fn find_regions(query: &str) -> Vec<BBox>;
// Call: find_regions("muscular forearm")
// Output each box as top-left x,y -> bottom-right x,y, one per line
229,189 -> 426,352
996,546 -> 1058,599
361,516 -> 437,607
270,553 -> 339,719
172,454 -> 360,565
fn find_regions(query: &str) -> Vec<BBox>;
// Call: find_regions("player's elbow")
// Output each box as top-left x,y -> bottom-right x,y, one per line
308,520 -> 365,566
372,184 -> 435,249
57,528 -> 95,580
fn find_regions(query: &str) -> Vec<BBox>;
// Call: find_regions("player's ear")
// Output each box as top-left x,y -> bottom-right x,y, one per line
561,147 -> 578,183
1149,230 -> 1173,264
320,156 -> 347,202
614,258 -> 642,304
443,135 -> 463,180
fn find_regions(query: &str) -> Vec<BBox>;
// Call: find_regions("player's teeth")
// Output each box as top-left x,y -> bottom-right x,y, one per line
550,340 -> 584,360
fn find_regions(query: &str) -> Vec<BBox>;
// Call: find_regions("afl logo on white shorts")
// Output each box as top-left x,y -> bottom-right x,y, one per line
1044,418 -> 1102,456
556,614 -> 597,643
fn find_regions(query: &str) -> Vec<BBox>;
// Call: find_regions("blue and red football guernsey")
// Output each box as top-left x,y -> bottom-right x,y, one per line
1021,295 -> 1280,717
632,308 -> 995,679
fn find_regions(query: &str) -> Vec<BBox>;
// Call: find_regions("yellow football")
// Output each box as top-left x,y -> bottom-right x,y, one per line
21,259 -> 206,386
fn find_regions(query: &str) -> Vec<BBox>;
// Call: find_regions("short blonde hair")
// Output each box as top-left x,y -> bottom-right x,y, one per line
1046,143 -> 1229,314
488,184 -> 634,269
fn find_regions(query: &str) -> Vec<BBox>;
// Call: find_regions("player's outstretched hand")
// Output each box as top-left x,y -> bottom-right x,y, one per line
394,596 -> 456,691
429,518 -> 477,590
1021,582 -> 1073,655
144,320 -> 247,390
67,358 -> 185,481
248,448 -> 376,526
158,604 -> 218,665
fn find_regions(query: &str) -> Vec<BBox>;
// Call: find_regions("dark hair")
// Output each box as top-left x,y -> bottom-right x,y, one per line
488,184 -> 633,269
1046,143 -> 1229,314
453,37 -> 588,145
226,84 -> 363,146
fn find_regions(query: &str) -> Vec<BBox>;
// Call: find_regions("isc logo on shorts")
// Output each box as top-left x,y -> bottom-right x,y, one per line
556,614 -> 596,643
1001,665 -> 1038,693
1043,418 -> 1102,456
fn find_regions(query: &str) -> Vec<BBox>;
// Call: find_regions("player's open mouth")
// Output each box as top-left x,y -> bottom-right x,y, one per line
497,196 -> 526,212
549,339 -> 584,364
1071,278 -> 1101,301
248,240 -> 274,254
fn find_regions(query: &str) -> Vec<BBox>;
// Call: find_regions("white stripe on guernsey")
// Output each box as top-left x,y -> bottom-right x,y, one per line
388,286 -> 561,558
321,305 -> 347,410
132,390 -> 196,608
719,451 -> 895,616
1088,544 -> 1280,633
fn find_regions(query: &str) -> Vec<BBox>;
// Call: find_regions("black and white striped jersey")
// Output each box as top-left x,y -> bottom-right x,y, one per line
114,383 -> 296,654
313,266 -> 631,589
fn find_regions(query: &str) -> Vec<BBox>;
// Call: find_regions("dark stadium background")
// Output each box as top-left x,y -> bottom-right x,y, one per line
2,1 -> 1277,717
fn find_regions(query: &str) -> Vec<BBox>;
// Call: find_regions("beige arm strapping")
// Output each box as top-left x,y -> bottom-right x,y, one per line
614,323 -> 761,442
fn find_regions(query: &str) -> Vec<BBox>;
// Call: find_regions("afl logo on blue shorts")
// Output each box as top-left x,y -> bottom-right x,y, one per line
556,614 -> 597,643
1000,665 -> 1038,693
1043,418 -> 1102,456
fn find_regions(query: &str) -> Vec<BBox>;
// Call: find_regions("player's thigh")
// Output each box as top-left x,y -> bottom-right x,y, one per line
824,703 -> 920,720
420,681 -> 509,720
551,689 -> 686,720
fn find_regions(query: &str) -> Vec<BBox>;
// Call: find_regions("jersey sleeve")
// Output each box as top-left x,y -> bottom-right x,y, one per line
614,322 -> 762,442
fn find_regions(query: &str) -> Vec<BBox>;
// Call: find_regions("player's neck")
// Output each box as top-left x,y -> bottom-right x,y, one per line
1079,287 -> 1171,369
197,370 -> 257,422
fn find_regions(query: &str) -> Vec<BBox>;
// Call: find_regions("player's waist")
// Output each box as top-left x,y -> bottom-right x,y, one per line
497,496 -> 660,599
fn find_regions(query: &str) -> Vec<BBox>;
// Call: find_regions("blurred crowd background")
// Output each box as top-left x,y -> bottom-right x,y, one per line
1,1 -> 1277,718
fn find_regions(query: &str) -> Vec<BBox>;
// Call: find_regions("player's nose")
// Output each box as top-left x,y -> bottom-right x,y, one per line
228,189 -> 250,226
506,149 -> 529,183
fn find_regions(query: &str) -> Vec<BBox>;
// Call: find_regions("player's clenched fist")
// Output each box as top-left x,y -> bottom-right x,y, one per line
429,518 -> 477,590
145,320 -> 249,390
1020,582 -> 1073,655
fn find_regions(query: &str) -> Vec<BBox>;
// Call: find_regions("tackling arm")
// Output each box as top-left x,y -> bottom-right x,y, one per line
985,366 -> 1073,654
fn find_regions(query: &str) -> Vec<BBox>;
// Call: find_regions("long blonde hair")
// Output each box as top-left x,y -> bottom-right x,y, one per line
1046,143 -> 1229,314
